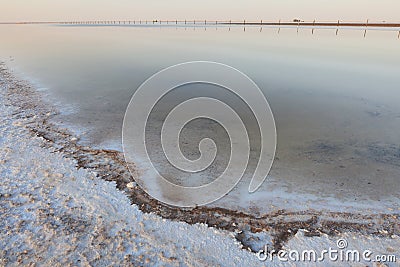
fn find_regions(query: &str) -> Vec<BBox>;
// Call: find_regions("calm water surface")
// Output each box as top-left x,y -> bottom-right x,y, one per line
1,24 -> 399,212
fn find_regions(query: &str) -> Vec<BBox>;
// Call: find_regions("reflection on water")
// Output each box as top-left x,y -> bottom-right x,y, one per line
1,24 -> 399,212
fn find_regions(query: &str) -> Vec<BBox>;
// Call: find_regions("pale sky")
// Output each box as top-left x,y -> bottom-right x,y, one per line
0,0 -> 399,22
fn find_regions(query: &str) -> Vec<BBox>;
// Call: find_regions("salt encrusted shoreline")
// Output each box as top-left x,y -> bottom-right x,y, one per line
0,63 -> 264,266
0,62 -> 399,266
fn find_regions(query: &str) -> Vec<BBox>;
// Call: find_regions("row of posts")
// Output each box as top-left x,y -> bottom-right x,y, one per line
57,20 -> 400,38
60,20 -> 244,25
59,19 -> 377,25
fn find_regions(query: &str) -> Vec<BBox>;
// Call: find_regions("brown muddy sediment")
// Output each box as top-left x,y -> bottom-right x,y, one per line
1,63 -> 399,252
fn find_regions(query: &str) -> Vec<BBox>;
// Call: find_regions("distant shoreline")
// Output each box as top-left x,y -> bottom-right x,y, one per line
1,20 -> 400,28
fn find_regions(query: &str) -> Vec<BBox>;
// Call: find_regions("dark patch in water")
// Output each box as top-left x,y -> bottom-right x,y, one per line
302,140 -> 343,163
303,139 -> 400,167
358,143 -> 400,167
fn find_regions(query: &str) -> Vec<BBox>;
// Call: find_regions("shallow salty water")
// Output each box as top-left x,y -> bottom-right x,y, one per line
1,24 -> 400,213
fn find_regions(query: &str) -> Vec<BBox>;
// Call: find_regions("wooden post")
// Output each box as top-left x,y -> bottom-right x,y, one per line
336,20 -> 339,35
278,19 -> 281,34
312,19 -> 315,34
364,19 -> 369,38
